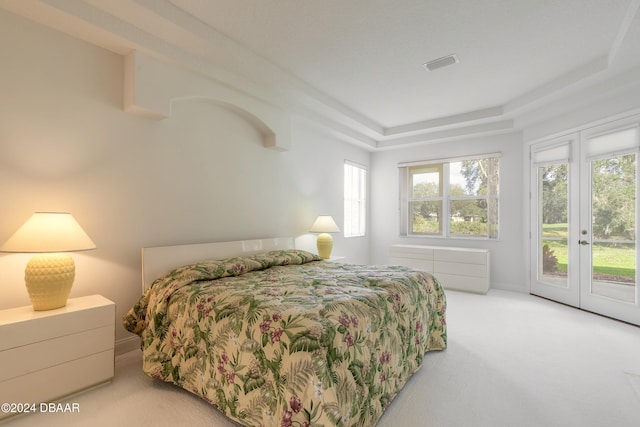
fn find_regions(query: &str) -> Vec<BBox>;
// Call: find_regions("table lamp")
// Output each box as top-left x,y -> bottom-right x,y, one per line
310,215 -> 340,259
0,212 -> 96,310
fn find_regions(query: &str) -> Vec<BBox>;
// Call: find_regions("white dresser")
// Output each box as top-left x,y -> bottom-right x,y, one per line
390,244 -> 490,294
0,295 -> 115,420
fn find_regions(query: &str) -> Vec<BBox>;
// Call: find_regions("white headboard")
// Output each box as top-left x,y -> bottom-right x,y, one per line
141,237 -> 295,292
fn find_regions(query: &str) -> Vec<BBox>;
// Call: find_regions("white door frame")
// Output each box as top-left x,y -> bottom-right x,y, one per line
578,118 -> 640,325
530,135 -> 580,307
530,115 -> 640,326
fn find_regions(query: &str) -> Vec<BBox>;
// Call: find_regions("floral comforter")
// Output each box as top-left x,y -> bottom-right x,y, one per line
124,250 -> 446,427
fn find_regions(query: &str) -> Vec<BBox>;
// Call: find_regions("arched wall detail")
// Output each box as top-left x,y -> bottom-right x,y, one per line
124,51 -> 290,151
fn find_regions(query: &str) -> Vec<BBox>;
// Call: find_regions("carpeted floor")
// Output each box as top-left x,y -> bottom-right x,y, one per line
3,289 -> 640,426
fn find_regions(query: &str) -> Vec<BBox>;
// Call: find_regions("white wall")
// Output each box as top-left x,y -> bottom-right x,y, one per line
370,133 -> 526,292
0,11 -> 369,345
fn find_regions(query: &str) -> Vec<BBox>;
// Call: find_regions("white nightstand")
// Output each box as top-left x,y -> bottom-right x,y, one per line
0,295 -> 115,420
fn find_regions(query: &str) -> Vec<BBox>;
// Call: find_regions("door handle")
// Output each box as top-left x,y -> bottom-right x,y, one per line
579,240 -> 590,245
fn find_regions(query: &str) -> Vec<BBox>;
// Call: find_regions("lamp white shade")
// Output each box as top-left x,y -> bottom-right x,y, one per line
0,212 -> 96,311
0,212 -> 96,253
310,215 -> 340,259
309,215 -> 340,233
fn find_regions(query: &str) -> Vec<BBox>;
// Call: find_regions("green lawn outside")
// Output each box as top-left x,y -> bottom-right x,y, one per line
542,223 -> 636,278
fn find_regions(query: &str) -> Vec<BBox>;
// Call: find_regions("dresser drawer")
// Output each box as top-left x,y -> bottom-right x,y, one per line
390,244 -> 490,293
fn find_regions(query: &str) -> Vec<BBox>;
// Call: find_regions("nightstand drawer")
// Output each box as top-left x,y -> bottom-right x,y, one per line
0,295 -> 114,351
0,349 -> 114,404
0,295 -> 115,420
0,325 -> 114,382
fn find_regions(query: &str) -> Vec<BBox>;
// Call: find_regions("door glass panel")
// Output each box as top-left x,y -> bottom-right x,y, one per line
539,163 -> 569,287
590,153 -> 637,303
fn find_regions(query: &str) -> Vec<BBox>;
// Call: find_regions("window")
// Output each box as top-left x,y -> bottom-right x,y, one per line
399,154 -> 500,239
344,161 -> 367,237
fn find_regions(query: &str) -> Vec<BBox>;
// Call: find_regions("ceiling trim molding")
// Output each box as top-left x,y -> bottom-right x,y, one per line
384,106 -> 505,137
377,120 -> 516,150
608,0 -> 640,65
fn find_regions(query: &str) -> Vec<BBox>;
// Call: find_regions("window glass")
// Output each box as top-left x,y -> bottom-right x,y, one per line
400,155 -> 500,239
344,162 -> 367,237
410,165 -> 442,198
410,200 -> 442,234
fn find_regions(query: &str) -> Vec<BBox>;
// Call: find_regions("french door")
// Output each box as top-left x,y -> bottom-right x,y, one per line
530,116 -> 640,326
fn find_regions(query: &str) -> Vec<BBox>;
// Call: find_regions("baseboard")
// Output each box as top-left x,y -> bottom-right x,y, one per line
115,335 -> 140,355
490,282 -> 528,293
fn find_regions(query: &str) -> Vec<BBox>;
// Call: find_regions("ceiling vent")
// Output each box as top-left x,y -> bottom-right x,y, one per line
423,54 -> 459,72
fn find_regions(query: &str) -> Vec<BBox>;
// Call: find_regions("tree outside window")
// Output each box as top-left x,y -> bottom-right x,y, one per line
401,155 -> 500,239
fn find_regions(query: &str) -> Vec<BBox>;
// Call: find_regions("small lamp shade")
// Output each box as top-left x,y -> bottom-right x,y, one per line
310,215 -> 340,259
1,212 -> 96,310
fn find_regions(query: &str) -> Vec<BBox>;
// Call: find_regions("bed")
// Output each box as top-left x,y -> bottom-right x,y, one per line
123,238 -> 446,427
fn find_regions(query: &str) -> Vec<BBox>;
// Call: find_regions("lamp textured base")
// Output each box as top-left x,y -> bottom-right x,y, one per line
25,253 -> 75,310
316,233 -> 334,259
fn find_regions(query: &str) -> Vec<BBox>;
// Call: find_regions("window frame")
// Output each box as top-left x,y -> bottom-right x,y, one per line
399,153 -> 501,239
344,160 -> 367,238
